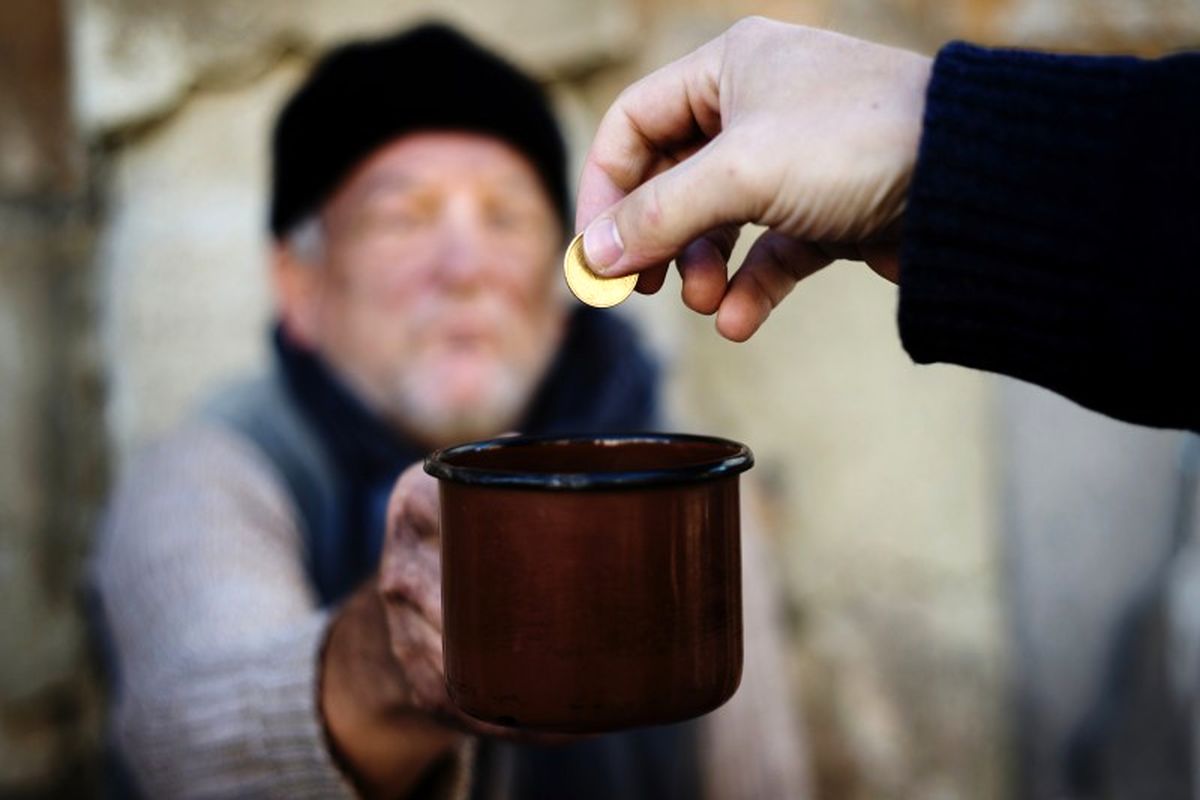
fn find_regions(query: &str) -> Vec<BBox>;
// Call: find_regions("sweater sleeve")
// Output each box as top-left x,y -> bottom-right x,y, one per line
898,42 -> 1200,431
92,423 -> 470,799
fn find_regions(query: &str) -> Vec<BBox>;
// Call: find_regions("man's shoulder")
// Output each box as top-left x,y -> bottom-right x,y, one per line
198,370 -> 293,429
110,371 -> 317,516
93,395 -> 314,609
193,370 -> 319,467
189,370 -> 337,544
119,421 -> 274,500
99,371 -> 323,552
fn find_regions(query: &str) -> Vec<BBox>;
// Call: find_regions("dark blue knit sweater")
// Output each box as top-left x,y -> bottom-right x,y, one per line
899,43 -> 1200,431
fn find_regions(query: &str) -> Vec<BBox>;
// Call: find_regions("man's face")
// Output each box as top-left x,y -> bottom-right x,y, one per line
276,132 -> 568,448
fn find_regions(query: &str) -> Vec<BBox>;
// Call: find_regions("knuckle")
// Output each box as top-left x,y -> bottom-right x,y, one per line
387,468 -> 434,534
620,181 -> 667,257
716,133 -> 774,217
594,103 -> 648,184
613,83 -> 639,114
728,15 -> 770,41
642,180 -> 666,229
716,147 -> 757,199
387,476 -> 418,522
377,565 -> 406,598
386,482 -> 406,519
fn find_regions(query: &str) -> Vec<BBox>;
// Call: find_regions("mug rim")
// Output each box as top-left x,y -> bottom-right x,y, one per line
424,432 -> 753,491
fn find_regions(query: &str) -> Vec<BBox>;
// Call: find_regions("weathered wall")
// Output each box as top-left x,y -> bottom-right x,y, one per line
3,0 -> 1200,796
0,0 -> 105,794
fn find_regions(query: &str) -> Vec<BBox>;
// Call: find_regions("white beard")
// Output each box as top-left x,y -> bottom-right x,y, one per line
388,354 -> 538,448
350,284 -> 565,449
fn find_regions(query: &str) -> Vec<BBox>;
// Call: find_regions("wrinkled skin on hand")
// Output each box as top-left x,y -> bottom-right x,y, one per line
378,462 -> 576,744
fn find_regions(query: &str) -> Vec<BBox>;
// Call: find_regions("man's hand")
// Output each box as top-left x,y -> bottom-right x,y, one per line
376,465 -> 571,739
375,464 -> 454,720
575,17 -> 932,341
321,463 -> 572,797
319,464 -> 462,798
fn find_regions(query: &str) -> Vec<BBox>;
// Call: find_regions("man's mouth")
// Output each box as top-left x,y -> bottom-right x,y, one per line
442,329 -> 491,349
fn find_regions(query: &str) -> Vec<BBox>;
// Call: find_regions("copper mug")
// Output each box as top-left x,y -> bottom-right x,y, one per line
424,433 -> 752,733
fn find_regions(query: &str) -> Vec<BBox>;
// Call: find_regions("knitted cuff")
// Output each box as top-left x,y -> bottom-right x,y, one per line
898,42 -> 1200,429
250,612 -> 360,797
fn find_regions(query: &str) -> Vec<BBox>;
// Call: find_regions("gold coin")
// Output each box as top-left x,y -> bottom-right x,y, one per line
563,232 -> 637,308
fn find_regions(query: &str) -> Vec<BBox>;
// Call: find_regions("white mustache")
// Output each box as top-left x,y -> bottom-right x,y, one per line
405,294 -> 520,339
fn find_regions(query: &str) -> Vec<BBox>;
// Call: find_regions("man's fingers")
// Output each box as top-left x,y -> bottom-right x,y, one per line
677,241 -> 726,314
385,605 -> 447,708
381,538 -> 443,630
581,133 -> 765,279
387,599 -> 589,743
385,607 -> 532,736
574,39 -> 724,234
635,264 -> 670,295
386,463 -> 441,545
677,226 -> 740,314
861,242 -> 901,283
715,232 -> 831,342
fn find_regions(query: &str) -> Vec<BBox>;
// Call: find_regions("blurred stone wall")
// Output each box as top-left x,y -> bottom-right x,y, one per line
3,0 -> 1200,797
0,0 -> 105,794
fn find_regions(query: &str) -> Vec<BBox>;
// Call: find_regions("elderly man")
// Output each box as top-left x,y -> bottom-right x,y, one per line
94,24 -> 807,799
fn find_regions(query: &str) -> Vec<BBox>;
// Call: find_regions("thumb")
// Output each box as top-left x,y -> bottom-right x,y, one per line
581,135 -> 761,278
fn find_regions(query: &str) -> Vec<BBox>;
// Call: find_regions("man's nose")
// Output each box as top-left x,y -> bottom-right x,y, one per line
434,199 -> 488,289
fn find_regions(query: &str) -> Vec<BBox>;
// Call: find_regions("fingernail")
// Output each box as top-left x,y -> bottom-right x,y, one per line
582,217 -> 623,274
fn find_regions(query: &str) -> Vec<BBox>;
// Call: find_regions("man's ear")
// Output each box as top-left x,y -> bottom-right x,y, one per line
271,241 -> 322,348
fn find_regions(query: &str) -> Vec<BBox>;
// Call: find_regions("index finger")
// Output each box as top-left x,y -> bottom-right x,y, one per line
387,463 -> 441,544
574,36 -> 726,233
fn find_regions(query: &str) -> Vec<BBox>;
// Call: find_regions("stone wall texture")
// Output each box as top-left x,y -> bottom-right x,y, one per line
3,0 -> 1199,797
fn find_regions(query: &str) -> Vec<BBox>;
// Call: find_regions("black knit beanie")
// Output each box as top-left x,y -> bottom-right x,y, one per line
269,22 -> 570,238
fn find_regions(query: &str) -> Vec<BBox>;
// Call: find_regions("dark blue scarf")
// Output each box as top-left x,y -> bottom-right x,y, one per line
274,305 -> 661,607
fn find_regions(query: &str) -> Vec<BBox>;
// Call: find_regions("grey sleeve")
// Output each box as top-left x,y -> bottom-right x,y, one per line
92,423 -> 357,798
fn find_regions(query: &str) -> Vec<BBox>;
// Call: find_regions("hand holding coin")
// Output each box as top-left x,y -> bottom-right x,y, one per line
573,18 -> 926,340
